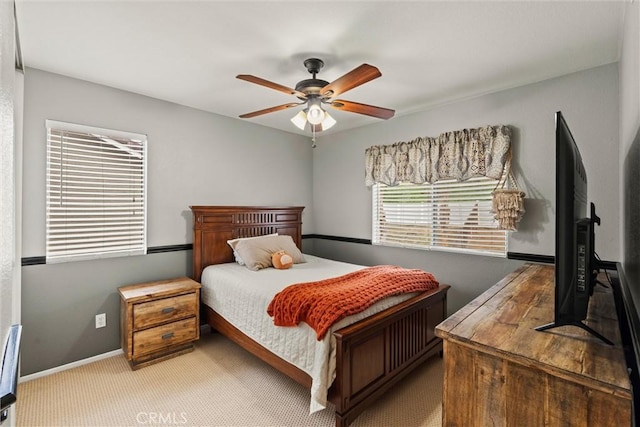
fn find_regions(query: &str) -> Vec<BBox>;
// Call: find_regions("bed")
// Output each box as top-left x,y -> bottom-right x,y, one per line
191,205 -> 450,427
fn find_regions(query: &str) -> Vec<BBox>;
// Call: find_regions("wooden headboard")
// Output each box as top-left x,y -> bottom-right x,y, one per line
190,206 -> 304,281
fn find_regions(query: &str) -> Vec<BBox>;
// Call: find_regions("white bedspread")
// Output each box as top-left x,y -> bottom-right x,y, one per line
200,255 -> 415,413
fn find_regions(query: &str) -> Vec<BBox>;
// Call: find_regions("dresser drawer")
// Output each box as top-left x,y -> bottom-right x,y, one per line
133,317 -> 197,358
119,277 -> 201,369
133,292 -> 197,330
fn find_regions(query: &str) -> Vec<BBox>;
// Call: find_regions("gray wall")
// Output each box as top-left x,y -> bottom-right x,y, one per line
620,1 -> 640,318
20,68 -> 313,375
310,240 -> 523,316
0,1 -> 15,336
309,63 -> 620,315
22,68 -> 315,255
0,11 -> 20,425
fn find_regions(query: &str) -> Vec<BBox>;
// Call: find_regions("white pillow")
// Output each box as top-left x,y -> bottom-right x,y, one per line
233,235 -> 306,271
227,233 -> 278,265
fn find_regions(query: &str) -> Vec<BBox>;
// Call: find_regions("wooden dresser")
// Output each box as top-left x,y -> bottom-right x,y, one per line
119,277 -> 201,370
436,263 -> 631,427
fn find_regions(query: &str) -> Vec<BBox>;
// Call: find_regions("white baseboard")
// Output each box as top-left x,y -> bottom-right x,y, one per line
19,349 -> 124,383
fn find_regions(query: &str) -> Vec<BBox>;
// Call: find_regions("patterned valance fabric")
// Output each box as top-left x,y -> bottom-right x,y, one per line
365,125 -> 511,186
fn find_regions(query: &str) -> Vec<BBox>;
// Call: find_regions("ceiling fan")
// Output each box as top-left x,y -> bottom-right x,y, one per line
236,58 -> 395,132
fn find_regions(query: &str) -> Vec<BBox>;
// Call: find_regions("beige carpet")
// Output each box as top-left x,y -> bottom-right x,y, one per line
17,333 -> 443,427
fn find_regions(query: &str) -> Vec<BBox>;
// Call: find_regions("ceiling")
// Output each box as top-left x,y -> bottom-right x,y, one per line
15,1 -> 627,136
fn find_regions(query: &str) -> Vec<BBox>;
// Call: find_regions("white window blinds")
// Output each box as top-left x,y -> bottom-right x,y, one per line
372,177 -> 507,257
46,120 -> 147,263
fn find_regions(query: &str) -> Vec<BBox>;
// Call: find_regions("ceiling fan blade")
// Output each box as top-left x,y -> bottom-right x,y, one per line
237,74 -> 307,98
321,64 -> 382,99
329,99 -> 395,120
239,102 -> 303,119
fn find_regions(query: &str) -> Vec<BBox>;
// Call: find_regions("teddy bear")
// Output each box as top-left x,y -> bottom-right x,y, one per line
271,250 -> 293,269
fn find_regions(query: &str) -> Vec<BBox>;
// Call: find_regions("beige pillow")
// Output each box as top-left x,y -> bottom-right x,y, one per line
227,233 -> 278,265
234,235 -> 305,271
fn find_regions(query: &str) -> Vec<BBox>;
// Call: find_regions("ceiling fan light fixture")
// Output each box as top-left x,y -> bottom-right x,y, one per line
320,111 -> 336,130
291,108 -> 336,132
290,110 -> 307,130
306,98 -> 325,125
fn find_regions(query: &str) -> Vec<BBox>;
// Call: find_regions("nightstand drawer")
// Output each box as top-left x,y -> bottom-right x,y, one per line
119,277 -> 201,369
133,293 -> 198,330
133,317 -> 197,358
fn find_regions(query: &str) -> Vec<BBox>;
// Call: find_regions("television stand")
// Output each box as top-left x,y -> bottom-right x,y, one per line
535,320 -> 613,345
436,263 -> 631,426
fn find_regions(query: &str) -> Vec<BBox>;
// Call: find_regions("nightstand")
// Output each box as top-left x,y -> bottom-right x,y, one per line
119,277 -> 201,370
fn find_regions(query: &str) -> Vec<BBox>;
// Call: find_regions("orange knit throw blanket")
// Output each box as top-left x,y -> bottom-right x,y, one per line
266,265 -> 439,340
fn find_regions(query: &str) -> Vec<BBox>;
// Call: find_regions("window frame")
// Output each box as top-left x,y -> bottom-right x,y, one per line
372,177 -> 508,257
45,120 -> 148,263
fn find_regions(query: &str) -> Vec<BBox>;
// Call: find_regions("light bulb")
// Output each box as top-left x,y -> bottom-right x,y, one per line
307,104 -> 325,125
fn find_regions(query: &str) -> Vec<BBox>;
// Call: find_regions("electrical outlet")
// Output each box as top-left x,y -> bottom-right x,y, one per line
95,313 -> 106,329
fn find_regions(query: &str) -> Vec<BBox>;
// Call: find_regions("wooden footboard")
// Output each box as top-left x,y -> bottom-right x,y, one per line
203,284 -> 449,427
330,285 -> 449,427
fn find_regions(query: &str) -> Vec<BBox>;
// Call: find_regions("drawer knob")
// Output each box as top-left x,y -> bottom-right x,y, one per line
161,307 -> 175,314
161,332 -> 174,340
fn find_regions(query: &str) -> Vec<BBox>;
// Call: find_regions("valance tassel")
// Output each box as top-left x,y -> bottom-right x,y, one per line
492,189 -> 526,231
491,151 -> 525,231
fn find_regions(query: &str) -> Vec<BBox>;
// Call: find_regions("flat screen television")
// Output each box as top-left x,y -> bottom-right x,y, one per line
535,111 -> 612,345
0,324 -> 22,421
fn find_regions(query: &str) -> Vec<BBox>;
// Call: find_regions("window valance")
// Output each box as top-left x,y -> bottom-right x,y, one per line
365,125 -> 511,186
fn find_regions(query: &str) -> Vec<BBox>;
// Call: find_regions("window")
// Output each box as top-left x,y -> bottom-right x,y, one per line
46,120 -> 147,263
372,177 -> 507,257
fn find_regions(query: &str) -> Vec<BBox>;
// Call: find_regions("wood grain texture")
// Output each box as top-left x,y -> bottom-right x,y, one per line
436,263 -> 631,427
119,277 -> 201,303
321,64 -> 381,98
119,277 -> 201,369
133,317 -> 197,357
133,293 -> 198,330
190,206 -> 304,282
441,341 -> 475,426
328,99 -> 395,119
238,102 -> 303,119
236,74 -> 307,98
